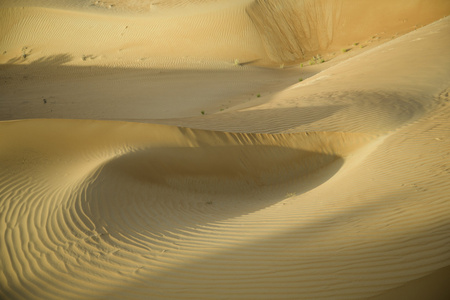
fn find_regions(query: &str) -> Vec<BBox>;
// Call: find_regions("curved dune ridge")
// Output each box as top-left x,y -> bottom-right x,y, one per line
1,0 -> 450,299
0,121 -> 371,299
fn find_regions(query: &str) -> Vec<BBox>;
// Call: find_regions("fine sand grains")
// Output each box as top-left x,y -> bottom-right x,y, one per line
1,1 -> 450,299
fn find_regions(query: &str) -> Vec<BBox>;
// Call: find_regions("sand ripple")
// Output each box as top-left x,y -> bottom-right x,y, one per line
1,1 -> 450,299
1,121 -> 372,299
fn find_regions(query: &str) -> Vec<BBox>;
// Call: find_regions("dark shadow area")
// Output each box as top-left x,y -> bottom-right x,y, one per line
367,265 -> 450,300
79,142 -> 344,251
6,53 -> 73,66
6,56 -> 22,64
238,59 -> 261,66
29,53 -> 73,66
102,189 -> 450,299
140,104 -> 347,133
0,60 -> 319,123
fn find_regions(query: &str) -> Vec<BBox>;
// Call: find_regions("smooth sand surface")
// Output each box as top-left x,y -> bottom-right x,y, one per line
1,1 -> 450,299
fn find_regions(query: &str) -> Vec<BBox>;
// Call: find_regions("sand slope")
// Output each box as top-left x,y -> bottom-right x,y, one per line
1,1 -> 450,299
1,0 -> 449,67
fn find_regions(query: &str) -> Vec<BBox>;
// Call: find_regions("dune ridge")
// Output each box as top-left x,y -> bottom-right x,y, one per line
1,0 -> 449,68
246,0 -> 450,64
1,0 -> 450,299
0,120 -> 371,299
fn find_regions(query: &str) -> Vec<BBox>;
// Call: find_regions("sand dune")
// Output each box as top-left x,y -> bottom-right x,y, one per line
1,0 -> 449,68
1,0 -> 450,299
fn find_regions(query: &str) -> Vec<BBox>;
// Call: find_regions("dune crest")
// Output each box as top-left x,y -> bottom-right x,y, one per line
0,119 -> 371,299
1,0 -> 450,299
1,0 -> 449,67
246,0 -> 450,64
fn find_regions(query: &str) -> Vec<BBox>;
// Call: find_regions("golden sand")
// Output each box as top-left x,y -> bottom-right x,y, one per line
1,1 -> 450,299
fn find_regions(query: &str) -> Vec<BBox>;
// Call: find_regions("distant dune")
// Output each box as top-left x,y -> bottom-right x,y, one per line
1,1 -> 450,299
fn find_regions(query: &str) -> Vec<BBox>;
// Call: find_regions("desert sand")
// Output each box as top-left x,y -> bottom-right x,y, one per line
1,0 -> 450,299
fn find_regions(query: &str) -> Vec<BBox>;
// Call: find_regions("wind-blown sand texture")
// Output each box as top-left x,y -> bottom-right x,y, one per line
1,0 -> 450,299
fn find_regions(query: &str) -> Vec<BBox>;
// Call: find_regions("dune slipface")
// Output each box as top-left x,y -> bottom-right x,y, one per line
1,0 -> 450,299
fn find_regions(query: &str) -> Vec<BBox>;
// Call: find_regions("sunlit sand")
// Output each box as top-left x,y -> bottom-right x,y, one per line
1,1 -> 450,299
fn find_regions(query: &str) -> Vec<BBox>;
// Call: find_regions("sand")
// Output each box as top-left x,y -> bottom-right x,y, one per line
1,0 -> 450,299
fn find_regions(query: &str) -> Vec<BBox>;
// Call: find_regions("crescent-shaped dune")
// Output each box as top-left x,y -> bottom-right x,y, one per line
1,0 -> 450,299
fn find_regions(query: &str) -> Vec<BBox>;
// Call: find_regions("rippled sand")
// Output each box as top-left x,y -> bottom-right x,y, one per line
1,1 -> 450,299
